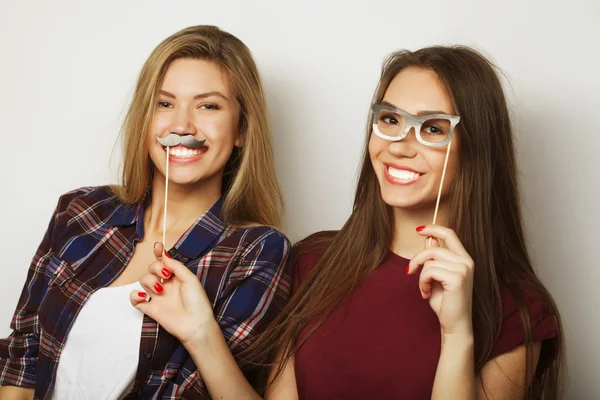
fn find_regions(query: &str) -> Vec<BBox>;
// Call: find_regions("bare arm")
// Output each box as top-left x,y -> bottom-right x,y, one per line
0,386 -> 35,400
184,319 -> 261,400
431,332 -> 477,399
476,343 -> 542,399
184,332 -> 299,400
411,227 -> 543,399
264,345 -> 299,400
432,334 -> 542,400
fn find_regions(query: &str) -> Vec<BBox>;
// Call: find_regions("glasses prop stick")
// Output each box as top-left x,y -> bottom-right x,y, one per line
155,134 -> 206,281
427,140 -> 452,248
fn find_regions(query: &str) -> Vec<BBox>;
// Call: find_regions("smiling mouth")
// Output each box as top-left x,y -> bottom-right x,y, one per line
385,165 -> 424,184
162,145 -> 208,158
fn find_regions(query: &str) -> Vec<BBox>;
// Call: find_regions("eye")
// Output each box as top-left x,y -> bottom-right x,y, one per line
379,113 -> 399,125
200,103 -> 220,110
422,125 -> 443,135
157,101 -> 173,108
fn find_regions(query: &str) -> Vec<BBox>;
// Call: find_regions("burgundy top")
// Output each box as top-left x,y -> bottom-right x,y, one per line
292,249 -> 558,399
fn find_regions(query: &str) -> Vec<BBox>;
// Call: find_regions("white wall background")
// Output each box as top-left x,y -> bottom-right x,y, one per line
0,0 -> 598,397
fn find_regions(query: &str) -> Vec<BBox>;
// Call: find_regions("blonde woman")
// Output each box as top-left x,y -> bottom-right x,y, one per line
0,25 -> 291,400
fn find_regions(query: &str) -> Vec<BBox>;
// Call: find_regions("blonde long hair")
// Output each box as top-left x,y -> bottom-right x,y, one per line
111,25 -> 282,227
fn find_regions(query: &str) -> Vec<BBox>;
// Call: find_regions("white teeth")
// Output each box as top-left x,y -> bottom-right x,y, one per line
388,167 -> 420,180
168,147 -> 200,157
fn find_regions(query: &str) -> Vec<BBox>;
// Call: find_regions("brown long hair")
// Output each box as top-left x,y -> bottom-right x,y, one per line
111,25 -> 282,227
244,46 -> 564,398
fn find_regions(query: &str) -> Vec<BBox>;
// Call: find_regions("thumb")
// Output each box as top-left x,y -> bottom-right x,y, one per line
162,254 -> 196,282
425,236 -> 440,249
154,242 -> 164,261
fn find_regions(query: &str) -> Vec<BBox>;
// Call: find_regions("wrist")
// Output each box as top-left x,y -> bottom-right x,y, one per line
182,317 -> 222,349
441,325 -> 474,348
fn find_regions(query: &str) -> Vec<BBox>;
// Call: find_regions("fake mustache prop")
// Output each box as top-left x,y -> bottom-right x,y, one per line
154,133 -> 205,284
156,133 -> 206,148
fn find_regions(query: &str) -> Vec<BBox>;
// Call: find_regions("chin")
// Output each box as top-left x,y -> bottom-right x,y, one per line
170,179 -> 200,187
382,198 -> 422,210
166,173 -> 205,187
172,169 -> 223,188
380,190 -> 435,211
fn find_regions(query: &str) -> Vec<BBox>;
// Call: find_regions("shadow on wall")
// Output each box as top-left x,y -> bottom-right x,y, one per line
515,101 -> 599,398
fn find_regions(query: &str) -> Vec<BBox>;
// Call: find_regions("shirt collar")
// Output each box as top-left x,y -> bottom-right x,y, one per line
174,197 -> 227,260
107,202 -> 143,228
107,196 -> 227,260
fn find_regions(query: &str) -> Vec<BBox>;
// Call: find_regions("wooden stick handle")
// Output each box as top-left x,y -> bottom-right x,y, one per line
161,147 -> 170,282
428,140 -> 452,248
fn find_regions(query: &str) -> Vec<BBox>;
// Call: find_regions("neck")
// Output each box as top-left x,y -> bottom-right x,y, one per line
145,174 -> 222,237
391,204 -> 449,259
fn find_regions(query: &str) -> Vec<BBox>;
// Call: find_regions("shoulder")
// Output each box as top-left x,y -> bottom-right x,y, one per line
54,186 -> 119,220
490,285 -> 560,359
230,225 -> 292,260
291,230 -> 338,292
241,225 -> 291,250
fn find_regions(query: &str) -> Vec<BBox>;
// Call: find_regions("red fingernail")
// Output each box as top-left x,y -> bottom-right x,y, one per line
154,283 -> 164,293
405,265 -> 410,274
161,268 -> 171,278
138,291 -> 147,298
416,226 -> 425,232
164,251 -> 172,259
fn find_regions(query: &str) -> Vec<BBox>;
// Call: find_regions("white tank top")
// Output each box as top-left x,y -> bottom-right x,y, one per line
52,282 -> 144,400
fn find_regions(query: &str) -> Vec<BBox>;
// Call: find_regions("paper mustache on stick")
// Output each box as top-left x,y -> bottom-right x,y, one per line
156,133 -> 206,148
155,133 -> 206,282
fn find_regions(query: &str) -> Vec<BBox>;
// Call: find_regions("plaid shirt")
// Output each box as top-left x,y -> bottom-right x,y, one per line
0,186 -> 292,399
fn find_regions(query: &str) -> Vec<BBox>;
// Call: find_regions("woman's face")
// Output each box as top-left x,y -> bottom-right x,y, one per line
369,67 -> 460,211
147,58 -> 241,189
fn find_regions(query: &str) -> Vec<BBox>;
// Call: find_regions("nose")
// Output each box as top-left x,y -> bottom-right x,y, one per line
388,127 -> 418,158
169,107 -> 197,135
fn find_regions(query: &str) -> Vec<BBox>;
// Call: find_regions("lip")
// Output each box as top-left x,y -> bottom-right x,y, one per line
162,145 -> 208,165
383,163 -> 424,186
383,163 -> 423,174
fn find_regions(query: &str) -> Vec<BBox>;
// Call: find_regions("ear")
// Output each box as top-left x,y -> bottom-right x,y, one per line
234,131 -> 245,148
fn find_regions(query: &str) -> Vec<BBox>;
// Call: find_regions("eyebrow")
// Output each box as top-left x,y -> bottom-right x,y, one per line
159,90 -> 229,101
380,100 -> 449,116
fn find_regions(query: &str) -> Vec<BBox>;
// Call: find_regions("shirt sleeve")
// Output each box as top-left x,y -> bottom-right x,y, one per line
215,228 -> 292,352
0,189 -> 84,388
489,287 -> 560,359
173,229 -> 292,396
0,193 -> 67,387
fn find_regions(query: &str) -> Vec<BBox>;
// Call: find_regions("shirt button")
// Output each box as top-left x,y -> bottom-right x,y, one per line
167,248 -> 178,257
144,352 -> 152,359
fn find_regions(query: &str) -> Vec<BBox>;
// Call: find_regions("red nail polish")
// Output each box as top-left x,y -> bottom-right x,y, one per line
164,251 -> 172,259
138,291 -> 147,298
416,226 -> 425,232
161,268 -> 171,278
154,283 -> 163,293
405,265 -> 410,274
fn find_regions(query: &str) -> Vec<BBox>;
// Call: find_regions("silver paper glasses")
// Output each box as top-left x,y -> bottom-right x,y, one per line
371,103 -> 460,147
